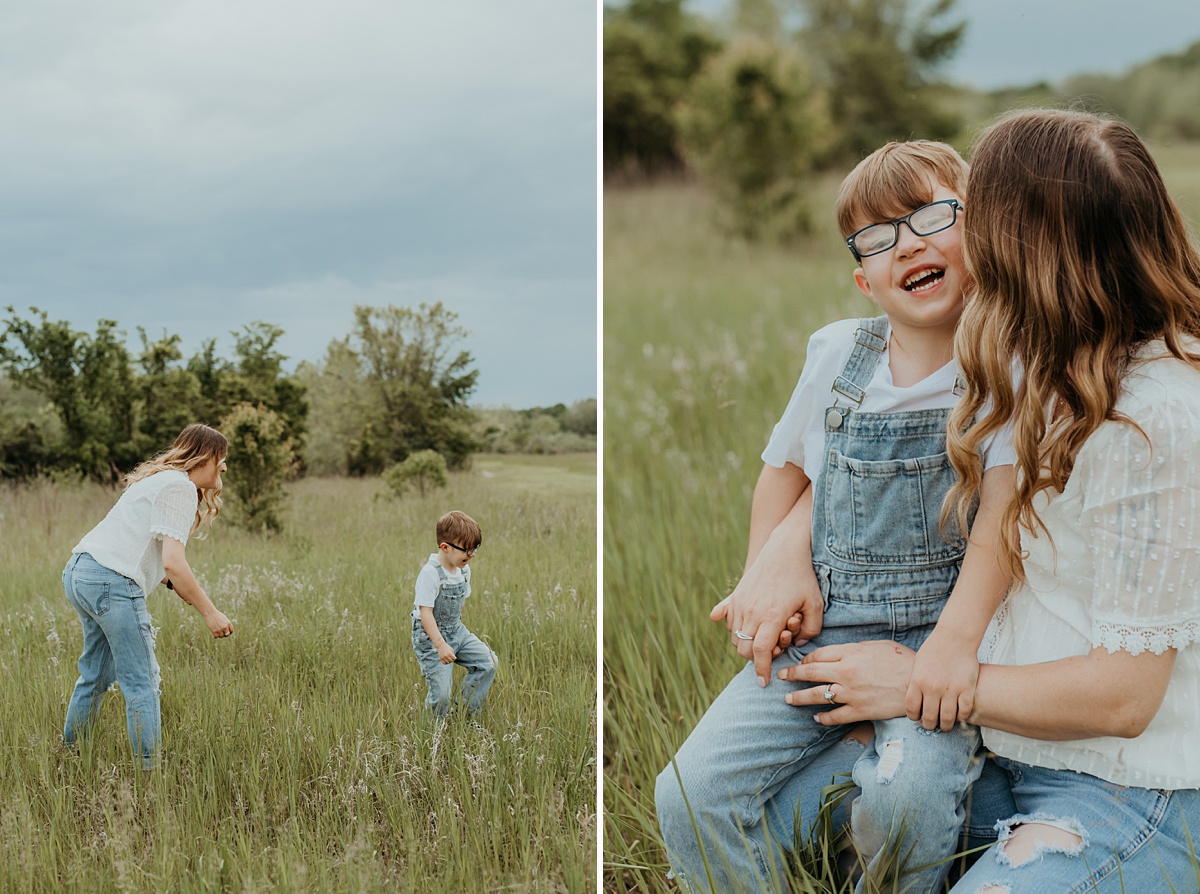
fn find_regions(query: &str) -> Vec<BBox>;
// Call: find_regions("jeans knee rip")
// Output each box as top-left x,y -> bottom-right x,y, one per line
876,737 -> 903,783
993,813 -> 1088,867
976,884 -> 1010,894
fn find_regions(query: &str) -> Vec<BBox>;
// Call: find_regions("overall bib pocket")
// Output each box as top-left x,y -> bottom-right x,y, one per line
822,448 -> 967,567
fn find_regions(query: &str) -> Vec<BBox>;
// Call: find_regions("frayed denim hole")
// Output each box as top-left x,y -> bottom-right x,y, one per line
993,815 -> 1087,868
876,738 -> 904,783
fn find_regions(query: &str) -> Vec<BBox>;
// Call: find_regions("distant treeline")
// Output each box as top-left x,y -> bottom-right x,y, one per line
605,0 -> 1200,237
0,303 -> 595,483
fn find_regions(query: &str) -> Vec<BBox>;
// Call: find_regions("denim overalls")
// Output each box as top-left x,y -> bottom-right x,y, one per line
411,557 -> 498,717
657,317 -> 993,894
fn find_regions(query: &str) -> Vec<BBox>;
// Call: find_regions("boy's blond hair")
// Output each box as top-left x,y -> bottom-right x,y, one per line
835,140 -> 969,238
436,510 -> 482,550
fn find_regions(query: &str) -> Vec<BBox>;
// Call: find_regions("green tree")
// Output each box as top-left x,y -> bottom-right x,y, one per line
294,340 -> 370,476
798,0 -> 965,161
219,402 -> 296,533
0,307 -> 139,478
185,323 -> 308,467
338,303 -> 479,474
677,35 -> 829,239
603,0 -> 723,177
134,330 -> 203,457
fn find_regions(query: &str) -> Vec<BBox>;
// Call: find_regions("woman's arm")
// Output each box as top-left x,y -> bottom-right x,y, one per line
967,647 -> 1176,740
779,639 -> 1176,740
905,465 -> 1014,730
162,537 -> 233,638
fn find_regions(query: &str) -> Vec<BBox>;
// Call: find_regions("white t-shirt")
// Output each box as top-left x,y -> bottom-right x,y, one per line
980,343 -> 1200,788
761,318 -> 1016,482
73,469 -> 197,595
413,554 -> 470,609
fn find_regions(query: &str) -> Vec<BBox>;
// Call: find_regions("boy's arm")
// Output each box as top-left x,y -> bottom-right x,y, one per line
419,605 -> 457,664
905,464 -> 1014,730
712,467 -> 823,687
745,463 -> 809,568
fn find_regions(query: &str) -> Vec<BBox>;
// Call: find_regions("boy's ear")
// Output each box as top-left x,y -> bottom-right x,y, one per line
852,267 -> 874,300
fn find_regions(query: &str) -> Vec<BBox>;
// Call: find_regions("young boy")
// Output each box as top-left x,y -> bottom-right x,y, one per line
656,141 -> 1015,893
411,510 -> 498,720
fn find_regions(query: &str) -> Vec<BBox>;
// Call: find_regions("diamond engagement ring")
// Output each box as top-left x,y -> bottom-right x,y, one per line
823,685 -> 836,702
734,630 -> 753,641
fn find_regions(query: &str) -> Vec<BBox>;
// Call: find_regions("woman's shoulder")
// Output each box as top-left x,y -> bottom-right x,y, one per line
1085,346 -> 1200,465
133,468 -> 197,495
1121,344 -> 1200,421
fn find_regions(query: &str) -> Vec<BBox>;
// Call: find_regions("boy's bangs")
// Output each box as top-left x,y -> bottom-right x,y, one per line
836,143 -> 968,237
842,160 -> 937,233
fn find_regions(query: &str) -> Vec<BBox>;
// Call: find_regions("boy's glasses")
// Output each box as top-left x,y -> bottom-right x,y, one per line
447,542 -> 478,556
846,199 -> 963,261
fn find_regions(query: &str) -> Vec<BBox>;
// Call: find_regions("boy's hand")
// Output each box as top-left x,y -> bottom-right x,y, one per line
905,629 -> 979,731
436,642 -> 457,664
774,611 -> 805,655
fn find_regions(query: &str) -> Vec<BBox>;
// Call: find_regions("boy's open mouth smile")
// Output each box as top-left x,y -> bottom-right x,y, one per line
903,267 -> 945,292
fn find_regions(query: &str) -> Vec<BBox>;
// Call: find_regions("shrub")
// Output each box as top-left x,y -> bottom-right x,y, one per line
676,36 -> 829,241
383,449 -> 448,498
219,403 -> 296,533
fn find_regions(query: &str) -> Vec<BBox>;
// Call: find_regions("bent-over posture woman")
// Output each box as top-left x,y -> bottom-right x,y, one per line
781,109 -> 1200,891
62,423 -> 234,767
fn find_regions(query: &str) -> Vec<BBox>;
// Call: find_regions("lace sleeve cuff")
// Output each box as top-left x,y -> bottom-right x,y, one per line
151,525 -> 189,545
1094,618 -> 1200,656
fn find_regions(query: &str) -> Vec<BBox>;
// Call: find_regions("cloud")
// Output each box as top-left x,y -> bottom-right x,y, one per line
0,0 -> 597,408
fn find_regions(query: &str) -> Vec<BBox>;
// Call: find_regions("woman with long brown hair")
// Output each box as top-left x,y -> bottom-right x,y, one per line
62,423 -> 234,768
781,108 -> 1200,889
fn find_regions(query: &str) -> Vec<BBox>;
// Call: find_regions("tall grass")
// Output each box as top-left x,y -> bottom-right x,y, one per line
0,453 -> 596,892
602,145 -> 1200,892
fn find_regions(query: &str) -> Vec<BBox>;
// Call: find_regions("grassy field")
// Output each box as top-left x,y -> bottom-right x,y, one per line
0,452 -> 596,893
602,144 -> 1200,892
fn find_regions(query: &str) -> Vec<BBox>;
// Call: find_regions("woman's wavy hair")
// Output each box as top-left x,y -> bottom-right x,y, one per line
945,108 -> 1200,579
125,423 -> 229,538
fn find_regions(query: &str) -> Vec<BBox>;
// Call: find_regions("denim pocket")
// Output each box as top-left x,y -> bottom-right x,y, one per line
823,448 -> 968,567
71,576 -> 112,616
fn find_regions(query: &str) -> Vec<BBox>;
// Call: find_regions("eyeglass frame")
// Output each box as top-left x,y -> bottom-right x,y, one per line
845,199 -> 964,261
445,541 -> 478,557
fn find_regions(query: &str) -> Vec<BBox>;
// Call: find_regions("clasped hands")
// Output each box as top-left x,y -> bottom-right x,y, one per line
710,558 -> 823,688
713,571 -> 978,731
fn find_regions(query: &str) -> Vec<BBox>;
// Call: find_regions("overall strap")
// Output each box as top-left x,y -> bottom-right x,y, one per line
429,557 -> 448,581
830,315 -> 889,408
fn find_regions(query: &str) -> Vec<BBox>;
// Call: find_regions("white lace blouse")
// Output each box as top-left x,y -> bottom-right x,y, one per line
980,344 -> 1200,789
73,470 -> 198,596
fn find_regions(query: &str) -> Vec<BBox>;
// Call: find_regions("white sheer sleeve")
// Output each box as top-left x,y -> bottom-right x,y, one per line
1085,395 -> 1200,656
151,477 -> 197,545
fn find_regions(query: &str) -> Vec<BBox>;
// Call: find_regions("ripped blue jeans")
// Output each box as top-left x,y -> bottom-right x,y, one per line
951,757 -> 1200,893
62,552 -> 162,768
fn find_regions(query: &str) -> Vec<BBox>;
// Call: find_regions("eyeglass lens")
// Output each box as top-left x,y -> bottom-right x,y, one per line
851,201 -> 958,257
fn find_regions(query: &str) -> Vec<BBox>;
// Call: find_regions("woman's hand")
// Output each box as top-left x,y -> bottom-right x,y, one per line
711,486 -> 823,686
906,629 -> 979,731
712,561 -> 823,686
778,640 -> 915,724
204,609 -> 233,639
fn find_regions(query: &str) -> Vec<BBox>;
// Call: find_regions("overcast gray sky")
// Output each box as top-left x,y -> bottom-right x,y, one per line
682,0 -> 1200,89
946,0 -> 1200,89
0,1 -> 597,408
